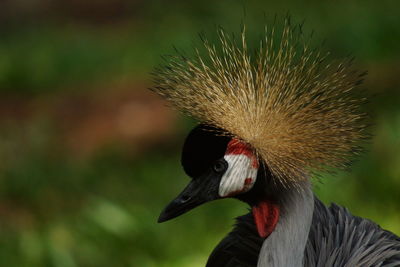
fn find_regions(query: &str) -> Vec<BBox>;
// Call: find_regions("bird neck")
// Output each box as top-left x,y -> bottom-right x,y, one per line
257,181 -> 314,267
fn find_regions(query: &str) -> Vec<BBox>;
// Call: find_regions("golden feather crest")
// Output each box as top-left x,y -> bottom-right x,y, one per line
152,20 -> 367,186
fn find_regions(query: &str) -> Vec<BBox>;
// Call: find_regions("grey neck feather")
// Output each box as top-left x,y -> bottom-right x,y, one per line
257,181 -> 314,267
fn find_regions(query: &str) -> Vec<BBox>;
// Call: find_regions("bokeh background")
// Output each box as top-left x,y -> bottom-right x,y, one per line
0,1 -> 399,266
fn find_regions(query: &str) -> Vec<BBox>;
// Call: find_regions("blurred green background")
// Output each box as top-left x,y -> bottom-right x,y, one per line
0,0 -> 399,266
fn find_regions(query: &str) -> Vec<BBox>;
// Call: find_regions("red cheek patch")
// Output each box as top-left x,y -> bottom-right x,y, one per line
244,178 -> 253,185
226,139 -> 253,156
226,139 -> 258,168
242,177 -> 254,191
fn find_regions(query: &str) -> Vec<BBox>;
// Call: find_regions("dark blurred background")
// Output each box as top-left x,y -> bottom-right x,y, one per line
0,0 -> 399,266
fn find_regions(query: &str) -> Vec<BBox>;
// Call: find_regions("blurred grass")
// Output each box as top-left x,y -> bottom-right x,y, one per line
1,0 -> 399,94
0,0 -> 399,266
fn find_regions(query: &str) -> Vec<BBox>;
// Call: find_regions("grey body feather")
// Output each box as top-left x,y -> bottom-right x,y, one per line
305,198 -> 400,267
207,196 -> 400,266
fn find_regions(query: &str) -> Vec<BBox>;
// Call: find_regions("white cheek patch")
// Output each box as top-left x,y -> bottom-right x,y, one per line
218,154 -> 258,197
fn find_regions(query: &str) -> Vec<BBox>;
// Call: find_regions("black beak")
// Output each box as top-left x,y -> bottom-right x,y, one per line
158,172 -> 220,223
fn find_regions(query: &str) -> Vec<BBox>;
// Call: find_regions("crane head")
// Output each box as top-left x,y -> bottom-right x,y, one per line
158,124 -> 261,223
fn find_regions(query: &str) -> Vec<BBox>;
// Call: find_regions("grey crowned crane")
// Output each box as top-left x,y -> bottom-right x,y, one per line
152,20 -> 400,266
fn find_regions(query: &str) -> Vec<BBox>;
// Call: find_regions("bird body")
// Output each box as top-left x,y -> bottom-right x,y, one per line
152,17 -> 400,266
306,198 -> 400,266
208,196 -> 400,266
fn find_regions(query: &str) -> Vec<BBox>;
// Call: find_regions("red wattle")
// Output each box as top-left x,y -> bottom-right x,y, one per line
252,201 -> 280,238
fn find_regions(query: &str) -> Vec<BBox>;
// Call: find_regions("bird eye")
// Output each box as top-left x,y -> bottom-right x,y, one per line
213,159 -> 227,173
